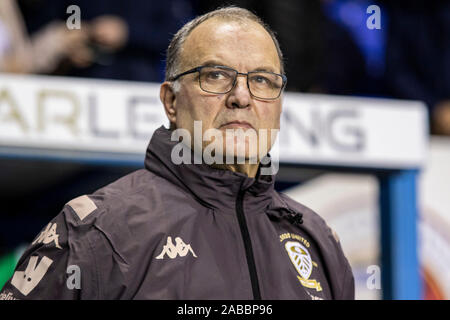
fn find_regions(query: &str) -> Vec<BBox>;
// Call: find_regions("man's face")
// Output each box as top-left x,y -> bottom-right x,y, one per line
165,18 -> 282,161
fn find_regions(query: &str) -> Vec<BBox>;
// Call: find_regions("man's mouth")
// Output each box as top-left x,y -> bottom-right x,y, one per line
219,121 -> 254,130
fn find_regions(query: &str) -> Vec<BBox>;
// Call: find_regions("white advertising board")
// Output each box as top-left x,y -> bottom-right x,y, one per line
0,73 -> 428,169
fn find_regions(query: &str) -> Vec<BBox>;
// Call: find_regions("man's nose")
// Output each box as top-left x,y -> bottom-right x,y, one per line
226,75 -> 251,109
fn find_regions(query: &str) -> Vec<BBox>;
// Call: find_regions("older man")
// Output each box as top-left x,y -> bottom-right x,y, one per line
0,7 -> 354,300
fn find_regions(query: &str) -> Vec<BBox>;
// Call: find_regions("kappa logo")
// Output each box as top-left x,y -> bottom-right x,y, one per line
280,232 -> 323,292
156,236 -> 198,259
11,255 -> 53,296
32,222 -> 62,249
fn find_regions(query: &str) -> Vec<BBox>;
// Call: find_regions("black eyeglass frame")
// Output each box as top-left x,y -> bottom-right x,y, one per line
169,65 -> 287,100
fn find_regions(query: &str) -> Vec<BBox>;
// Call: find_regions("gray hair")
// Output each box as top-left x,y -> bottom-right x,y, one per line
164,6 -> 285,84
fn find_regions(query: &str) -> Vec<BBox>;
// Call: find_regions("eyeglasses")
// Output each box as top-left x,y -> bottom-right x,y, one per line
169,65 -> 287,100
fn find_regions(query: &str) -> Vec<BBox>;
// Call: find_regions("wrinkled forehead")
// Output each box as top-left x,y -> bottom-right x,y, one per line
180,18 -> 281,73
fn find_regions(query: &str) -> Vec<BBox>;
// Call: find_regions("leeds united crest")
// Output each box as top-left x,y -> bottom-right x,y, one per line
281,233 -> 323,292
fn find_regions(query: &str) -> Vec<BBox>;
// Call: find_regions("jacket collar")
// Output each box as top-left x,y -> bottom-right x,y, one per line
144,126 -> 275,211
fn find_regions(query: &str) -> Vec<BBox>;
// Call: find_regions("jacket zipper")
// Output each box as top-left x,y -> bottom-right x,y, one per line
236,188 -> 262,300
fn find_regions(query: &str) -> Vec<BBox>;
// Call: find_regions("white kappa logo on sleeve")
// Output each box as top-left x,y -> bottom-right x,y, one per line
32,222 -> 62,249
11,256 -> 53,296
155,236 -> 197,259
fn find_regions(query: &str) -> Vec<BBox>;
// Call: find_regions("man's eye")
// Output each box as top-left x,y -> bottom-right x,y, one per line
251,75 -> 270,85
206,71 -> 227,80
256,76 -> 268,83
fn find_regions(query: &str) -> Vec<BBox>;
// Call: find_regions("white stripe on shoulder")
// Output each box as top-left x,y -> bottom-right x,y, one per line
67,195 -> 97,221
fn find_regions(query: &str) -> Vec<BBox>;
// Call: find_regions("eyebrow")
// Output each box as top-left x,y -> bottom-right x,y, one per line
201,60 -> 224,67
200,60 -> 278,73
252,67 -> 278,73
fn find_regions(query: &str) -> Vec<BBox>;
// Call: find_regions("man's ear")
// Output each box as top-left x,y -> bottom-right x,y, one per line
160,82 -> 177,125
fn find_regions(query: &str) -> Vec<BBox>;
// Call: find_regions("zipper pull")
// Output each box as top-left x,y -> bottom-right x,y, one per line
286,208 -> 303,226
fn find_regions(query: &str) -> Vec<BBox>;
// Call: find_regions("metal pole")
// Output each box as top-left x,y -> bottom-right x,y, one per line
379,170 -> 422,299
